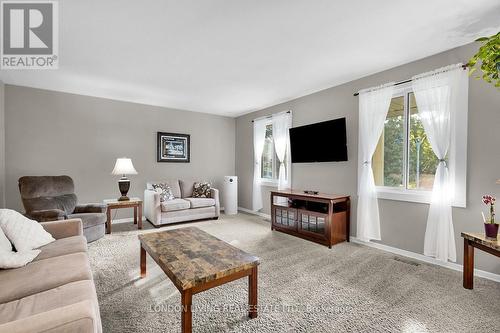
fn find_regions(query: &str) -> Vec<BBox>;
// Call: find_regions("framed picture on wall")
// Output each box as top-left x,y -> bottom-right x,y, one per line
157,132 -> 190,163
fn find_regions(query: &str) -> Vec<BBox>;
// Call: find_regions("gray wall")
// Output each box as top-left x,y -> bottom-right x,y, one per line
0,80 -> 4,208
235,43 -> 500,275
4,86 -> 235,218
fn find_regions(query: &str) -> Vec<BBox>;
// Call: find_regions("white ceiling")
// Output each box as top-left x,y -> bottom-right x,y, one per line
1,0 -> 499,117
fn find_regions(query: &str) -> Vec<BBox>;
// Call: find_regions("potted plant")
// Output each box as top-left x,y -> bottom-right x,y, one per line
482,194 -> 498,239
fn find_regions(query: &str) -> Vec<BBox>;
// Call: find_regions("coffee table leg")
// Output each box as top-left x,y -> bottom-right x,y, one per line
138,203 -> 143,230
106,208 -> 111,234
181,289 -> 192,333
463,239 -> 474,289
248,266 -> 258,319
134,206 -> 137,224
140,245 -> 146,278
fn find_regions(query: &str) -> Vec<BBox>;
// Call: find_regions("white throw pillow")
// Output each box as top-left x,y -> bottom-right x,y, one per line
0,209 -> 55,251
0,227 -> 12,252
0,249 -> 41,269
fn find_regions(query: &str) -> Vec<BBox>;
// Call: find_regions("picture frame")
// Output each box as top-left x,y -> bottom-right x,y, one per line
157,132 -> 190,163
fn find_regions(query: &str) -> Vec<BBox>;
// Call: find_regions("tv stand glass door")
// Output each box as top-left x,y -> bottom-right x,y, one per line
298,210 -> 327,240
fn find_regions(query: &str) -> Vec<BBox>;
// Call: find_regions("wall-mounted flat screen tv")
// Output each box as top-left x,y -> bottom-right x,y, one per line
289,117 -> 347,163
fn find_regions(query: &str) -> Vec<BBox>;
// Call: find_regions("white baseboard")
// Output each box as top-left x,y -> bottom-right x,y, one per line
238,206 -> 271,220
351,237 -> 500,283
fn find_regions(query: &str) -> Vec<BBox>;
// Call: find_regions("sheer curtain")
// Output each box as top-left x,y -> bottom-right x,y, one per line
252,119 -> 267,211
272,112 -> 292,190
412,64 -> 466,262
357,83 -> 394,242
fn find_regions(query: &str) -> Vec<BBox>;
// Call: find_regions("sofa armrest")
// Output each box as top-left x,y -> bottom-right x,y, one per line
0,299 -> 101,333
27,209 -> 67,222
40,219 -> 83,239
210,188 -> 220,217
144,189 -> 161,225
73,203 -> 107,214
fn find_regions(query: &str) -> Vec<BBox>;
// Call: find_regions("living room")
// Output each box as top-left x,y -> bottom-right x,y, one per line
0,1 -> 499,332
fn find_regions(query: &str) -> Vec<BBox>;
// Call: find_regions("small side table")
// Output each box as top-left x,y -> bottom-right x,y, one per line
461,232 -> 500,289
104,197 -> 143,234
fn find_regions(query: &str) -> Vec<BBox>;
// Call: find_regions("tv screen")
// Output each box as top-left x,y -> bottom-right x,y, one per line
289,117 -> 347,163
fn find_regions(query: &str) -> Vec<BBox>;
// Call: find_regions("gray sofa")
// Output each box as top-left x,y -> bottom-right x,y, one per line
0,219 -> 102,333
144,179 -> 220,226
18,176 -> 107,242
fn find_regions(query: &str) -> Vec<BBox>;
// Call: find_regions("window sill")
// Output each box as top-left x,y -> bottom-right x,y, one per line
376,187 -> 466,208
376,187 -> 432,205
260,179 -> 279,187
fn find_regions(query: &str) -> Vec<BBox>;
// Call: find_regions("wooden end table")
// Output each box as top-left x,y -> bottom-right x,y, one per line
104,197 -> 143,234
461,232 -> 500,289
139,227 -> 260,333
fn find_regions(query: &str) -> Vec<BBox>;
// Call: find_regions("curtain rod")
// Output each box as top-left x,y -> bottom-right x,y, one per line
353,64 -> 468,96
251,110 -> 291,122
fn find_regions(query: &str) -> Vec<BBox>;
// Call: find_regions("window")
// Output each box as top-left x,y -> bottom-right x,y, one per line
261,123 -> 280,182
371,84 -> 466,206
372,90 -> 439,190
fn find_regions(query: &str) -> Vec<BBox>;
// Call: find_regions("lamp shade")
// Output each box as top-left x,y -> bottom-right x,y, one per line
111,158 -> 138,175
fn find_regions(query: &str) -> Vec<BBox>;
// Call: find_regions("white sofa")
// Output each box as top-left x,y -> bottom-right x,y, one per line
144,179 -> 220,226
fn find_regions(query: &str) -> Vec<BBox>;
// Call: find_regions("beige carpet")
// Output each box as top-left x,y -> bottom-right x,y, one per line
88,213 -> 500,332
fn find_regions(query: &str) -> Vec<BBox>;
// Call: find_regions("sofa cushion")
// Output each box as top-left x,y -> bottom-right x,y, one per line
34,236 -> 87,261
160,199 -> 190,212
0,250 -> 41,269
0,280 -> 99,325
192,182 -> 212,198
67,213 -> 106,229
185,197 -> 216,209
0,252 -> 92,304
179,180 -> 196,198
147,180 -> 181,198
151,183 -> 175,202
0,209 -> 55,251
0,226 -> 12,252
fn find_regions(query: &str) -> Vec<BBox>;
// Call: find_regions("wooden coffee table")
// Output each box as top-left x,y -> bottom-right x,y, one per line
139,227 -> 260,333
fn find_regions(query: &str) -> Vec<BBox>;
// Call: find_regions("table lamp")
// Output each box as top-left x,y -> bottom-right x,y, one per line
111,158 -> 138,201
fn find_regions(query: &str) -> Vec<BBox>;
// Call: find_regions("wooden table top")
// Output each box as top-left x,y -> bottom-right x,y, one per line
103,197 -> 142,206
461,232 -> 500,251
138,227 -> 260,290
271,189 -> 349,200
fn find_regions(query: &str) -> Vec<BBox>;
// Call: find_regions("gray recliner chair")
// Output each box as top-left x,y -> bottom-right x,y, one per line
18,175 -> 106,242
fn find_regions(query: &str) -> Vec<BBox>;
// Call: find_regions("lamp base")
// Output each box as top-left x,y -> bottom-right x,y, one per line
118,177 -> 131,201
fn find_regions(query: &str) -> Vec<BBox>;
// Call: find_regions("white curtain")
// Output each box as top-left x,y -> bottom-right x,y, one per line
272,112 -> 293,190
252,119 -> 267,211
357,83 -> 395,242
412,64 -> 466,263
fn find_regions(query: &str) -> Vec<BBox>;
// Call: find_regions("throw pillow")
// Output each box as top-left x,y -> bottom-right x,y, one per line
0,209 -> 55,251
0,250 -> 41,269
0,227 -> 12,252
192,182 -> 212,198
151,183 -> 175,202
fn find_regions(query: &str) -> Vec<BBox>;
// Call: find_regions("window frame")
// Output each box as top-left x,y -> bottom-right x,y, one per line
374,84 -> 467,208
260,120 -> 280,186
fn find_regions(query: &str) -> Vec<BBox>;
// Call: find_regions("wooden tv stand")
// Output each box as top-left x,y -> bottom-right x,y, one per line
270,190 -> 350,248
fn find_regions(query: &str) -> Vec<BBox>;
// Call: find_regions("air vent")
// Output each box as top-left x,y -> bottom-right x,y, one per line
393,257 -> 420,266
